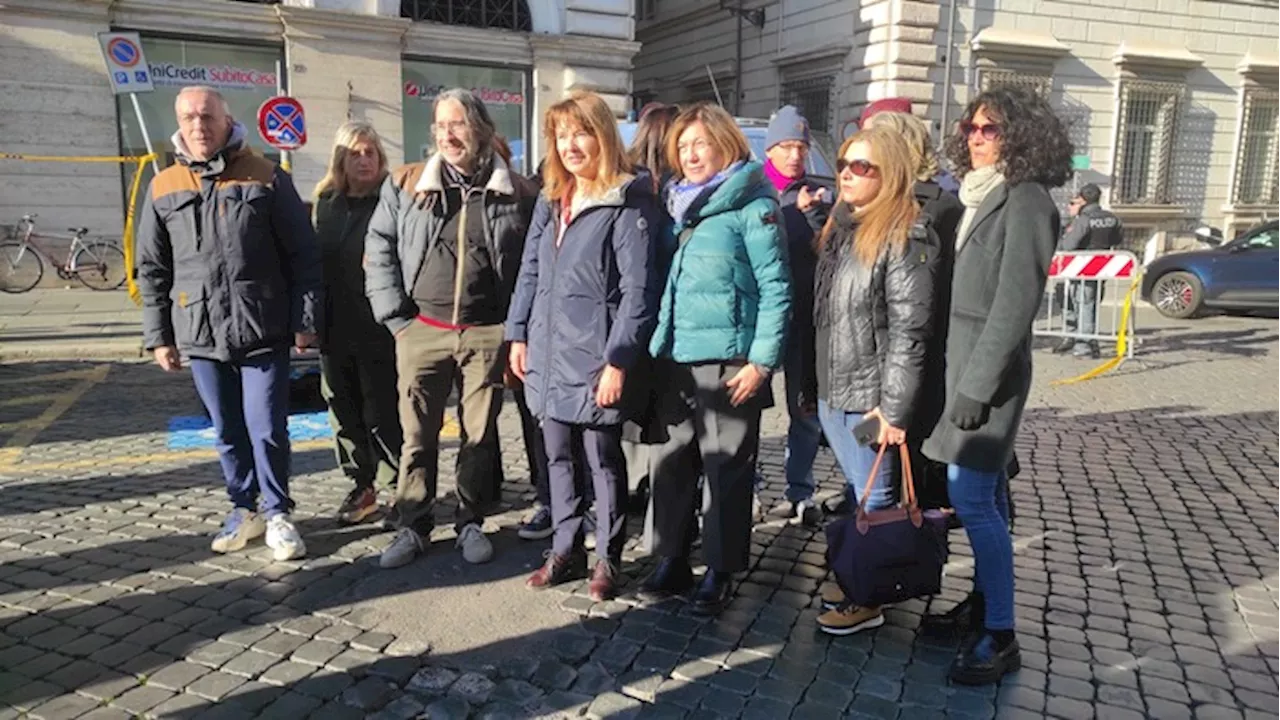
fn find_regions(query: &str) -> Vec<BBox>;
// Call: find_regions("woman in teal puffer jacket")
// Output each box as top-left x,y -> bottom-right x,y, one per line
639,103 -> 792,616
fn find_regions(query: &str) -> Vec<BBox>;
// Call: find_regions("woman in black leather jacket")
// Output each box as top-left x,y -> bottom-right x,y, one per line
812,125 -> 940,636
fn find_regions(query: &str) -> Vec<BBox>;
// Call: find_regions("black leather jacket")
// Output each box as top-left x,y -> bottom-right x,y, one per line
814,202 -> 939,428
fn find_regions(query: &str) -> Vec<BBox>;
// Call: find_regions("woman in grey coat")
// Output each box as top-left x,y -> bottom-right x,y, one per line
921,87 -> 1073,685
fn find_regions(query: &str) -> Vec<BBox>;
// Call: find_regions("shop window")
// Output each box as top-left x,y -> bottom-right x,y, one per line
401,0 -> 532,31
403,59 -> 530,172
1112,80 -> 1184,205
116,37 -> 283,197
781,76 -> 834,134
1233,87 -> 1279,207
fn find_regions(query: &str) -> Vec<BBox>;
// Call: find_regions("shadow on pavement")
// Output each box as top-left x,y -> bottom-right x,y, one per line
0,406 -> 1276,718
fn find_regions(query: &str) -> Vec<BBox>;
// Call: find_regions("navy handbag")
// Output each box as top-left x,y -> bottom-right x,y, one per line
825,442 -> 950,608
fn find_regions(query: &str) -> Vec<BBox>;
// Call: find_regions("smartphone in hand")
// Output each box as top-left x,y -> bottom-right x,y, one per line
852,415 -> 880,446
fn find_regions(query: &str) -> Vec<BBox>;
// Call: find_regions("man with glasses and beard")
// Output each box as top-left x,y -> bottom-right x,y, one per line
365,89 -> 538,569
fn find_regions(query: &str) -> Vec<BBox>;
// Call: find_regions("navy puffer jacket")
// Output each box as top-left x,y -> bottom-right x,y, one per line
505,171 -> 660,426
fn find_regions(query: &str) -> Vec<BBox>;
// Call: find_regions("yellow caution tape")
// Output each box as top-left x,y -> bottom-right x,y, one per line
2,151 -> 161,306
1051,274 -> 1141,385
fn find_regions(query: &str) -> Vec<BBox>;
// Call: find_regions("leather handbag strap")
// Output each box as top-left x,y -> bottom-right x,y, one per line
855,440 -> 924,526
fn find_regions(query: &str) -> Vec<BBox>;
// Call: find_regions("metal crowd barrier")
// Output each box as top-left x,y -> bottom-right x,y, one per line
1035,250 -> 1140,363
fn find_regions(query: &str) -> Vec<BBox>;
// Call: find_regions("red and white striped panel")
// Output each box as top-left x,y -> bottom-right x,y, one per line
1049,252 -> 1137,279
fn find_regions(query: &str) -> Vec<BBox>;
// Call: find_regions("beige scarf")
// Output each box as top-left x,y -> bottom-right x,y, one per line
955,165 -> 1006,252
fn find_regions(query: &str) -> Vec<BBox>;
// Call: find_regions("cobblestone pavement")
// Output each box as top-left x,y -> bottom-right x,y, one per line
0,312 -> 1275,719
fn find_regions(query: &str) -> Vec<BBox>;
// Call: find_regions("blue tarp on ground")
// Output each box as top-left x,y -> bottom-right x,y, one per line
167,412 -> 332,449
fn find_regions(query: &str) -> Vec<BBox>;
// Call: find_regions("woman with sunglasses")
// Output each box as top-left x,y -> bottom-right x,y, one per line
811,126 -> 939,635
922,87 -> 1073,684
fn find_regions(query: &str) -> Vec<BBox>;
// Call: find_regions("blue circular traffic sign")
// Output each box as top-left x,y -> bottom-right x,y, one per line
107,37 -> 140,68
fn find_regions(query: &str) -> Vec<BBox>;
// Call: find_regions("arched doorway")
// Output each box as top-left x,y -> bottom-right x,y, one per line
400,0 -> 533,32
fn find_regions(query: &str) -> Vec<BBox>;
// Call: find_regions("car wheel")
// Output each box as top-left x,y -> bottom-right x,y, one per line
1152,271 -> 1204,319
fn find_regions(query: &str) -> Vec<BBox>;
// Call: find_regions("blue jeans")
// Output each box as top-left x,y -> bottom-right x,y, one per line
190,348 -> 293,517
948,463 -> 1014,631
782,366 -> 822,503
816,401 -> 895,511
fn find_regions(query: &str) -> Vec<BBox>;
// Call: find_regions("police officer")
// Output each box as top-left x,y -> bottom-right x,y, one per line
1056,183 -> 1123,357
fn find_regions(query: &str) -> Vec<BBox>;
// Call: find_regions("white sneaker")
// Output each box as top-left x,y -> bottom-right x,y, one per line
380,528 -> 424,569
456,523 -> 493,564
265,514 -> 306,561
583,512 -> 598,551
211,508 -> 266,554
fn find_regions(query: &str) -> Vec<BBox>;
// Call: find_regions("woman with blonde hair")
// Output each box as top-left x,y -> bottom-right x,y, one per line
506,91 -> 658,602
638,103 -> 791,616
312,121 -> 402,525
811,126 -> 940,635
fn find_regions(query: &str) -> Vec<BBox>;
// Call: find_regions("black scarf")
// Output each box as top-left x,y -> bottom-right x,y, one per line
442,152 -> 494,193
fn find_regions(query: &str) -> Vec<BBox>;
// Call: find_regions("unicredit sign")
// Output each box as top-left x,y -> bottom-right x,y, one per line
150,63 -> 278,89
404,82 -> 524,106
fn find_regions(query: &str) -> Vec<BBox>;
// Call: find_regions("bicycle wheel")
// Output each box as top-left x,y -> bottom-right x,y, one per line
0,241 -> 44,293
72,241 -> 127,291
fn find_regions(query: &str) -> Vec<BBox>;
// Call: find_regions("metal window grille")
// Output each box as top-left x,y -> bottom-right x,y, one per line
1234,88 -> 1280,206
401,0 -> 532,31
979,69 -> 1052,101
1112,81 -> 1184,205
635,0 -> 656,21
781,76 -> 834,134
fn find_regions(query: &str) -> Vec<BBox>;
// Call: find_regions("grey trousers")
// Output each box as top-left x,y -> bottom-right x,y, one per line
649,360 -> 767,574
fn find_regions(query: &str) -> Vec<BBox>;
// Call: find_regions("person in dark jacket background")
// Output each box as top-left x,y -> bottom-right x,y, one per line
136,85 -> 321,562
365,88 -> 539,569
1056,183 -> 1122,358
811,126 -> 938,635
313,121 -> 402,527
640,103 -> 791,616
762,105 -> 830,527
507,91 -> 658,602
923,87 -> 1074,685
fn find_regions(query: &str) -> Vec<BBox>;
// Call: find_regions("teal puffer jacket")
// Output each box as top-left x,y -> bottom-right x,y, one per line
649,162 -> 792,369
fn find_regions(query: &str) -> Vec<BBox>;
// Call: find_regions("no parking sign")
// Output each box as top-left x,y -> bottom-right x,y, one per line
257,96 -> 307,151
97,32 -> 154,94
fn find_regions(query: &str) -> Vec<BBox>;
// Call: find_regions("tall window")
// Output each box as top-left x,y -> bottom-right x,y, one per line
401,0 -> 532,31
781,76 -> 835,134
635,0 -> 656,21
1113,80 -> 1184,205
1234,87 -> 1279,206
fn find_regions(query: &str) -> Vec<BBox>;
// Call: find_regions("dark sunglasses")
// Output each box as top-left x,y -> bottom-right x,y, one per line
836,158 -> 878,177
960,121 -> 1003,141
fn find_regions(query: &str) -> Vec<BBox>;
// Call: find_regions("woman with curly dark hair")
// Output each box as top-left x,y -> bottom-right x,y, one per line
921,87 -> 1072,685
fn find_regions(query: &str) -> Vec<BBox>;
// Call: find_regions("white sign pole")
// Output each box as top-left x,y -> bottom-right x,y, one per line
129,93 -> 160,175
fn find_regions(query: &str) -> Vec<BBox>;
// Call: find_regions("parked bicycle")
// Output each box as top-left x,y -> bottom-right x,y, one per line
0,214 -> 127,293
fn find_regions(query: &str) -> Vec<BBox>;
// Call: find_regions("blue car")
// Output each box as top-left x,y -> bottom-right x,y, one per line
1141,220 -> 1278,318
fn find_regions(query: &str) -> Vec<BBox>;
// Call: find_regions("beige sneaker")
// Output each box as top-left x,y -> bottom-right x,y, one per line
817,604 -> 885,636
456,523 -> 494,564
820,583 -> 846,610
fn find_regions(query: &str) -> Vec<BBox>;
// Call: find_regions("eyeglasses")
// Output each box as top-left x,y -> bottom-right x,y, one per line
836,158 -> 878,178
432,121 -> 468,136
960,122 -> 1003,141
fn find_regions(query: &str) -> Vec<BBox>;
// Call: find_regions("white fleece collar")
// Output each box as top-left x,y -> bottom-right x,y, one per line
414,151 -> 515,196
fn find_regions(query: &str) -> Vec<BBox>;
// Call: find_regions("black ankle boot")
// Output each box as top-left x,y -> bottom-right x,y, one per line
690,570 -> 734,616
923,592 -> 984,632
638,557 -> 694,601
950,630 -> 1021,685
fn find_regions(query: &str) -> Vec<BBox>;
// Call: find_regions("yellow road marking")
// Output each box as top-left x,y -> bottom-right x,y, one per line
0,367 -> 109,387
0,365 -> 111,467
0,394 -> 62,409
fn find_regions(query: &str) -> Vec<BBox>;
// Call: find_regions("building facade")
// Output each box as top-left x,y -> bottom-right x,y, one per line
0,0 -> 638,237
634,0 -> 1279,240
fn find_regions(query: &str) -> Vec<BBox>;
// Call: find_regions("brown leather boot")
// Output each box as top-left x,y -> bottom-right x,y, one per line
588,560 -> 618,602
526,551 -> 585,590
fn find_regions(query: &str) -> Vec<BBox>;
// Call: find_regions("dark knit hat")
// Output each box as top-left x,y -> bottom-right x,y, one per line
766,105 -> 810,150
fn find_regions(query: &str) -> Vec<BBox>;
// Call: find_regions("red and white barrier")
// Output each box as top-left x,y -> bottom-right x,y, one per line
1048,251 -> 1137,279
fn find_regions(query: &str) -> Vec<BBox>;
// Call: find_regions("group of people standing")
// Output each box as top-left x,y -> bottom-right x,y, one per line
136,80 -> 1075,688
